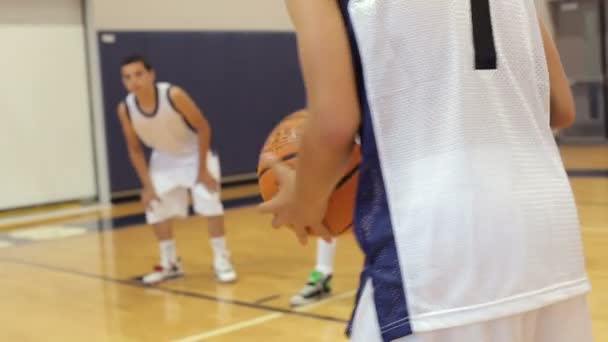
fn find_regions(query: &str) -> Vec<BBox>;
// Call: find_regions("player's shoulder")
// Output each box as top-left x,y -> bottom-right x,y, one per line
119,89 -> 135,109
117,100 -> 127,114
166,84 -> 191,102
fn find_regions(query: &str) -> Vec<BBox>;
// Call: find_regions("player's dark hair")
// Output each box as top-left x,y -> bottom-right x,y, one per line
121,54 -> 153,71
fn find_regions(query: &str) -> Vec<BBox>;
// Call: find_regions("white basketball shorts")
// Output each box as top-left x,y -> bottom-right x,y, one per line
146,150 -> 224,224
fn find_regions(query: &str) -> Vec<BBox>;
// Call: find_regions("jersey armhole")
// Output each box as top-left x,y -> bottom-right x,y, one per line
167,85 -> 196,132
121,101 -> 132,122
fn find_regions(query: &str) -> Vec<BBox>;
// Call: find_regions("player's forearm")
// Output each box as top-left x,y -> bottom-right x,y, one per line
196,124 -> 211,176
539,17 -> 575,129
287,0 -> 359,216
128,149 -> 153,189
295,117 -> 354,217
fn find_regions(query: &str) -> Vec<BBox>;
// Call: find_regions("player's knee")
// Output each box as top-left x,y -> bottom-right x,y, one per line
194,200 -> 224,217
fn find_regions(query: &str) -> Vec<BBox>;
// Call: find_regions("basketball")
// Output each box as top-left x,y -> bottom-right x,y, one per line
257,109 -> 361,236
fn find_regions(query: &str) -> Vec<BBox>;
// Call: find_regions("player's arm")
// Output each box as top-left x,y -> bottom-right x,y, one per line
117,102 -> 153,190
539,17 -> 575,129
169,86 -> 218,191
288,0 -> 360,219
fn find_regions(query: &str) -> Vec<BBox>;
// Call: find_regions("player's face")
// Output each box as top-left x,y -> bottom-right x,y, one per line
121,62 -> 155,94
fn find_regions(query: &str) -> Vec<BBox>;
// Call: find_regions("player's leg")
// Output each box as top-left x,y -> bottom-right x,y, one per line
192,153 -> 237,283
153,220 -> 177,269
206,213 -> 237,283
207,214 -> 225,238
290,238 -> 337,307
142,188 -> 189,284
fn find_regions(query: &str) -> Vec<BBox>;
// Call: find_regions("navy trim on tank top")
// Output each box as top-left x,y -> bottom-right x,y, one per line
339,0 -> 412,340
166,85 -> 196,132
134,84 -> 159,117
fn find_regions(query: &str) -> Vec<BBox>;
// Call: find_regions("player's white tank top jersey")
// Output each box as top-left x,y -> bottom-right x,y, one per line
124,82 -> 197,156
339,0 -> 589,340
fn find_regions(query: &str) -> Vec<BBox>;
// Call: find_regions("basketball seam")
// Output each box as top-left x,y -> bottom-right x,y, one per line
335,163 -> 360,189
257,152 -> 298,178
332,163 -> 360,234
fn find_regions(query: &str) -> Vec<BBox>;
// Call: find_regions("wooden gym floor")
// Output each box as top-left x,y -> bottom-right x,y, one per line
0,145 -> 607,341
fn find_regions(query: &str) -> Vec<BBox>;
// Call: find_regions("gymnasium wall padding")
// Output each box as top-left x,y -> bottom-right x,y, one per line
0,0 -> 96,210
98,31 -> 305,196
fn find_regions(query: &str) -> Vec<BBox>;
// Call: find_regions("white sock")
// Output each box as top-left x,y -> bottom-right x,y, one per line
210,236 -> 228,258
315,238 -> 337,276
159,240 -> 177,269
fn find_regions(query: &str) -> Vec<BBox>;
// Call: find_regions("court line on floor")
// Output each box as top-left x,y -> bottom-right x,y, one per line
567,169 -> 608,178
175,313 -> 283,342
0,199 -> 262,254
253,294 -> 281,304
0,257 -> 349,325
0,203 -> 110,229
173,290 -> 357,342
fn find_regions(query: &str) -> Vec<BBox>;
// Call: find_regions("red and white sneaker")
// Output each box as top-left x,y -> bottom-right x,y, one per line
141,260 -> 184,285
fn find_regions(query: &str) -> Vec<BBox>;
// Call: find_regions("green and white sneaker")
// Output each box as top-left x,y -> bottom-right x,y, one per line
289,269 -> 332,307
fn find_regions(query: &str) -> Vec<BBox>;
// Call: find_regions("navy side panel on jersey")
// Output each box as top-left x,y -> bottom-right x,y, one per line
339,1 -> 412,341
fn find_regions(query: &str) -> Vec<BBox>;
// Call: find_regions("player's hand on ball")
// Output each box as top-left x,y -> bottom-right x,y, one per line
198,170 -> 220,193
258,153 -> 332,245
141,186 -> 159,209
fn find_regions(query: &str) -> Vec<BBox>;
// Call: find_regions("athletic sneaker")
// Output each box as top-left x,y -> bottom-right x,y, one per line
290,269 -> 332,307
141,259 -> 184,285
214,252 -> 237,283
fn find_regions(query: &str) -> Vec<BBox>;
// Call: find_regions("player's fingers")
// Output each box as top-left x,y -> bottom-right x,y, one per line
311,223 -> 332,242
145,199 -> 155,211
292,226 -> 308,245
272,215 -> 289,229
257,186 -> 291,213
272,215 -> 280,228
258,197 -> 281,214
208,180 -> 219,193
261,153 -> 292,183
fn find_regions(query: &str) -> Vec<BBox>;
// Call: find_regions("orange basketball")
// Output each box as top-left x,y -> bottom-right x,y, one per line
257,109 -> 360,236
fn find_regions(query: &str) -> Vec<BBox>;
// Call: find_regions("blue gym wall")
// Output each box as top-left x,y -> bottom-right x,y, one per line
98,31 -> 305,196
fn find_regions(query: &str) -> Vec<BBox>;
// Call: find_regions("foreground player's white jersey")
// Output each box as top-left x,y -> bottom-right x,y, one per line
125,82 -> 197,156
340,0 -> 589,340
